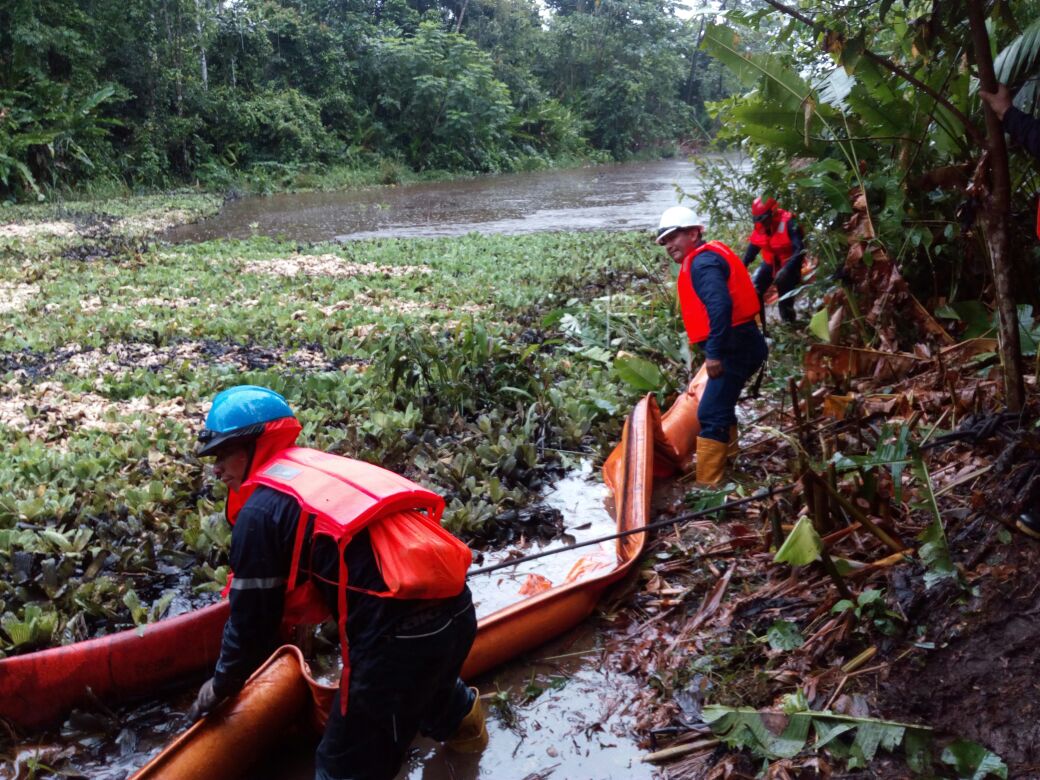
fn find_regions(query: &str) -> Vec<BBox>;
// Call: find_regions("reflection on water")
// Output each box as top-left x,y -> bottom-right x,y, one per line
401,622 -> 653,780
471,460 -> 617,619
164,157 -> 732,244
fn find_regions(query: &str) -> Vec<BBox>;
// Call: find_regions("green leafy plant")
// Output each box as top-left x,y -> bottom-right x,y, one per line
702,704 -> 932,770
911,454 -> 959,590
764,620 -> 805,651
831,588 -> 902,636
941,739 -> 1009,780
774,516 -> 823,566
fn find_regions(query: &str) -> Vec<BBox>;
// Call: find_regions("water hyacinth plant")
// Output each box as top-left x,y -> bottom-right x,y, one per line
0,199 -> 688,655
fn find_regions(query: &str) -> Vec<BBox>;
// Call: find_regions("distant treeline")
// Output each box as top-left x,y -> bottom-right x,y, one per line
0,0 -> 735,198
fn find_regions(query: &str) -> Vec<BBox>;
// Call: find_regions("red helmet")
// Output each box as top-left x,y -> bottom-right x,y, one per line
751,196 -> 777,221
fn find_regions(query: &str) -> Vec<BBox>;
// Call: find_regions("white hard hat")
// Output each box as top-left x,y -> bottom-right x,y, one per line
656,207 -> 703,245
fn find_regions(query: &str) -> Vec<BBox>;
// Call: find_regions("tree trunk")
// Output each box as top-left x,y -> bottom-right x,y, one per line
194,0 -> 208,91
454,0 -> 470,33
967,0 -> 1025,411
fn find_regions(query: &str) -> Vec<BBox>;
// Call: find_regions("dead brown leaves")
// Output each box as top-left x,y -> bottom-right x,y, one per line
0,282 -> 38,313
0,380 -> 199,446
240,253 -> 432,279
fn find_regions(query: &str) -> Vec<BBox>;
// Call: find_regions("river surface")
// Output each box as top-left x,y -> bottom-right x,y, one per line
164,157 -> 719,243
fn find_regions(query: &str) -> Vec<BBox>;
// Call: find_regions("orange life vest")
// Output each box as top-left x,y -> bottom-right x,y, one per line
748,209 -> 795,268
677,240 -> 760,346
244,447 -> 472,713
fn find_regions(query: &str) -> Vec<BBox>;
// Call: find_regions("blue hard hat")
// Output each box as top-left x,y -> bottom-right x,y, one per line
197,385 -> 295,456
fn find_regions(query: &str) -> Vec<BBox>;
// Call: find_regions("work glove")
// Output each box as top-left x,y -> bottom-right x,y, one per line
187,677 -> 221,722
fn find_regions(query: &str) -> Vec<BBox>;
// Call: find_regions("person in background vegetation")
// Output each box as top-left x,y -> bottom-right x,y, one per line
980,83 -> 1040,158
189,385 -> 486,780
979,83 -> 1040,540
742,196 -> 806,325
656,207 -> 768,486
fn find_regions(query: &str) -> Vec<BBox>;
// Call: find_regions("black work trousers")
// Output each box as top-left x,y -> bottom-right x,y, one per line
314,588 -> 477,780
697,322 -> 768,442
753,255 -> 803,322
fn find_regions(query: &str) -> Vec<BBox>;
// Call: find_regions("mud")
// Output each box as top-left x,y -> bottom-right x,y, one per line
880,539 -> 1040,777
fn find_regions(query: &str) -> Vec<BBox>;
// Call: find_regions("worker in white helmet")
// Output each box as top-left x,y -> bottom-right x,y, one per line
656,206 -> 768,484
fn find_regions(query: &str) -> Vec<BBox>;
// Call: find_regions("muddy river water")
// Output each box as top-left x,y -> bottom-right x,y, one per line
165,157 -> 719,243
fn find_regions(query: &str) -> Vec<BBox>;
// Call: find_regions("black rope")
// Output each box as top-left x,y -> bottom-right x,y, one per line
467,481 -> 798,578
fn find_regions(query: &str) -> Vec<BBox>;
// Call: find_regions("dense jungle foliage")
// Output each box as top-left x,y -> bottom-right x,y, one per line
687,0 -> 1040,390
0,0 -> 741,198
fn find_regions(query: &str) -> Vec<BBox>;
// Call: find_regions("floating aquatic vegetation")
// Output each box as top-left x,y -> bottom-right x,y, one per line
0,381 -> 199,444
0,219 -> 674,657
0,221 -> 77,240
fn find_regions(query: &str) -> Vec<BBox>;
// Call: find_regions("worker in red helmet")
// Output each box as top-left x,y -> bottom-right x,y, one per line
656,207 -> 768,485
189,385 -> 486,780
743,196 -> 806,324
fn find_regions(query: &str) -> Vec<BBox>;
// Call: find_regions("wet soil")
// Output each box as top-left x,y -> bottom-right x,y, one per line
880,539 -> 1040,778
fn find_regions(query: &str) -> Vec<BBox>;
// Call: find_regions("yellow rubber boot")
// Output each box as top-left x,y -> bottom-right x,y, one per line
695,436 -> 729,486
446,687 -> 488,753
727,425 -> 739,463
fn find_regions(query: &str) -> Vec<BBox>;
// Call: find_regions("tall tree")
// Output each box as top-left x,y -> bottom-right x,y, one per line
968,0 -> 1024,410
701,0 -> 1037,406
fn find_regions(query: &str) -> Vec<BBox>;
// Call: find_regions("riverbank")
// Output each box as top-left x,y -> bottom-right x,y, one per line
1,149 -> 613,213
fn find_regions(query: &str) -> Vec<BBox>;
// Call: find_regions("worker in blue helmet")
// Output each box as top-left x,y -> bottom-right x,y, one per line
190,386 -> 485,780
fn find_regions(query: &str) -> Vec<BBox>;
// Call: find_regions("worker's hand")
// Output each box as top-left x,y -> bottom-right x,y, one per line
705,358 -> 724,379
187,677 -> 220,722
980,83 -> 1013,120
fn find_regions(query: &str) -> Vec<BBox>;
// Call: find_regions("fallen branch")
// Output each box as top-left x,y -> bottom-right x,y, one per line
641,738 -> 720,764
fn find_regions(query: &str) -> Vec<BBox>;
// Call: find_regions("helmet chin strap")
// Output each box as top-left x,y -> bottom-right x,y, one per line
241,440 -> 258,487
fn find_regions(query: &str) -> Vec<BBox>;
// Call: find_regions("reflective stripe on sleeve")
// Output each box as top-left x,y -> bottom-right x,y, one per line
229,576 -> 287,591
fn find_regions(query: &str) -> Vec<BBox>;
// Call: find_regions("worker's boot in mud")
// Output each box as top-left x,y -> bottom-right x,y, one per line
446,687 -> 488,753
1017,511 -> 1040,541
695,436 -> 728,486
727,425 -> 739,464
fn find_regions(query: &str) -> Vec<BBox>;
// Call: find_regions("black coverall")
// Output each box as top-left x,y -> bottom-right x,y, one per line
213,485 -> 476,780
742,220 -> 806,323
1004,106 -> 1040,157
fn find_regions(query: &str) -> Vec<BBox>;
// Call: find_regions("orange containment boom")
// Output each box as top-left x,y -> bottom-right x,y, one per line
132,367 -> 707,780
0,600 -> 229,731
